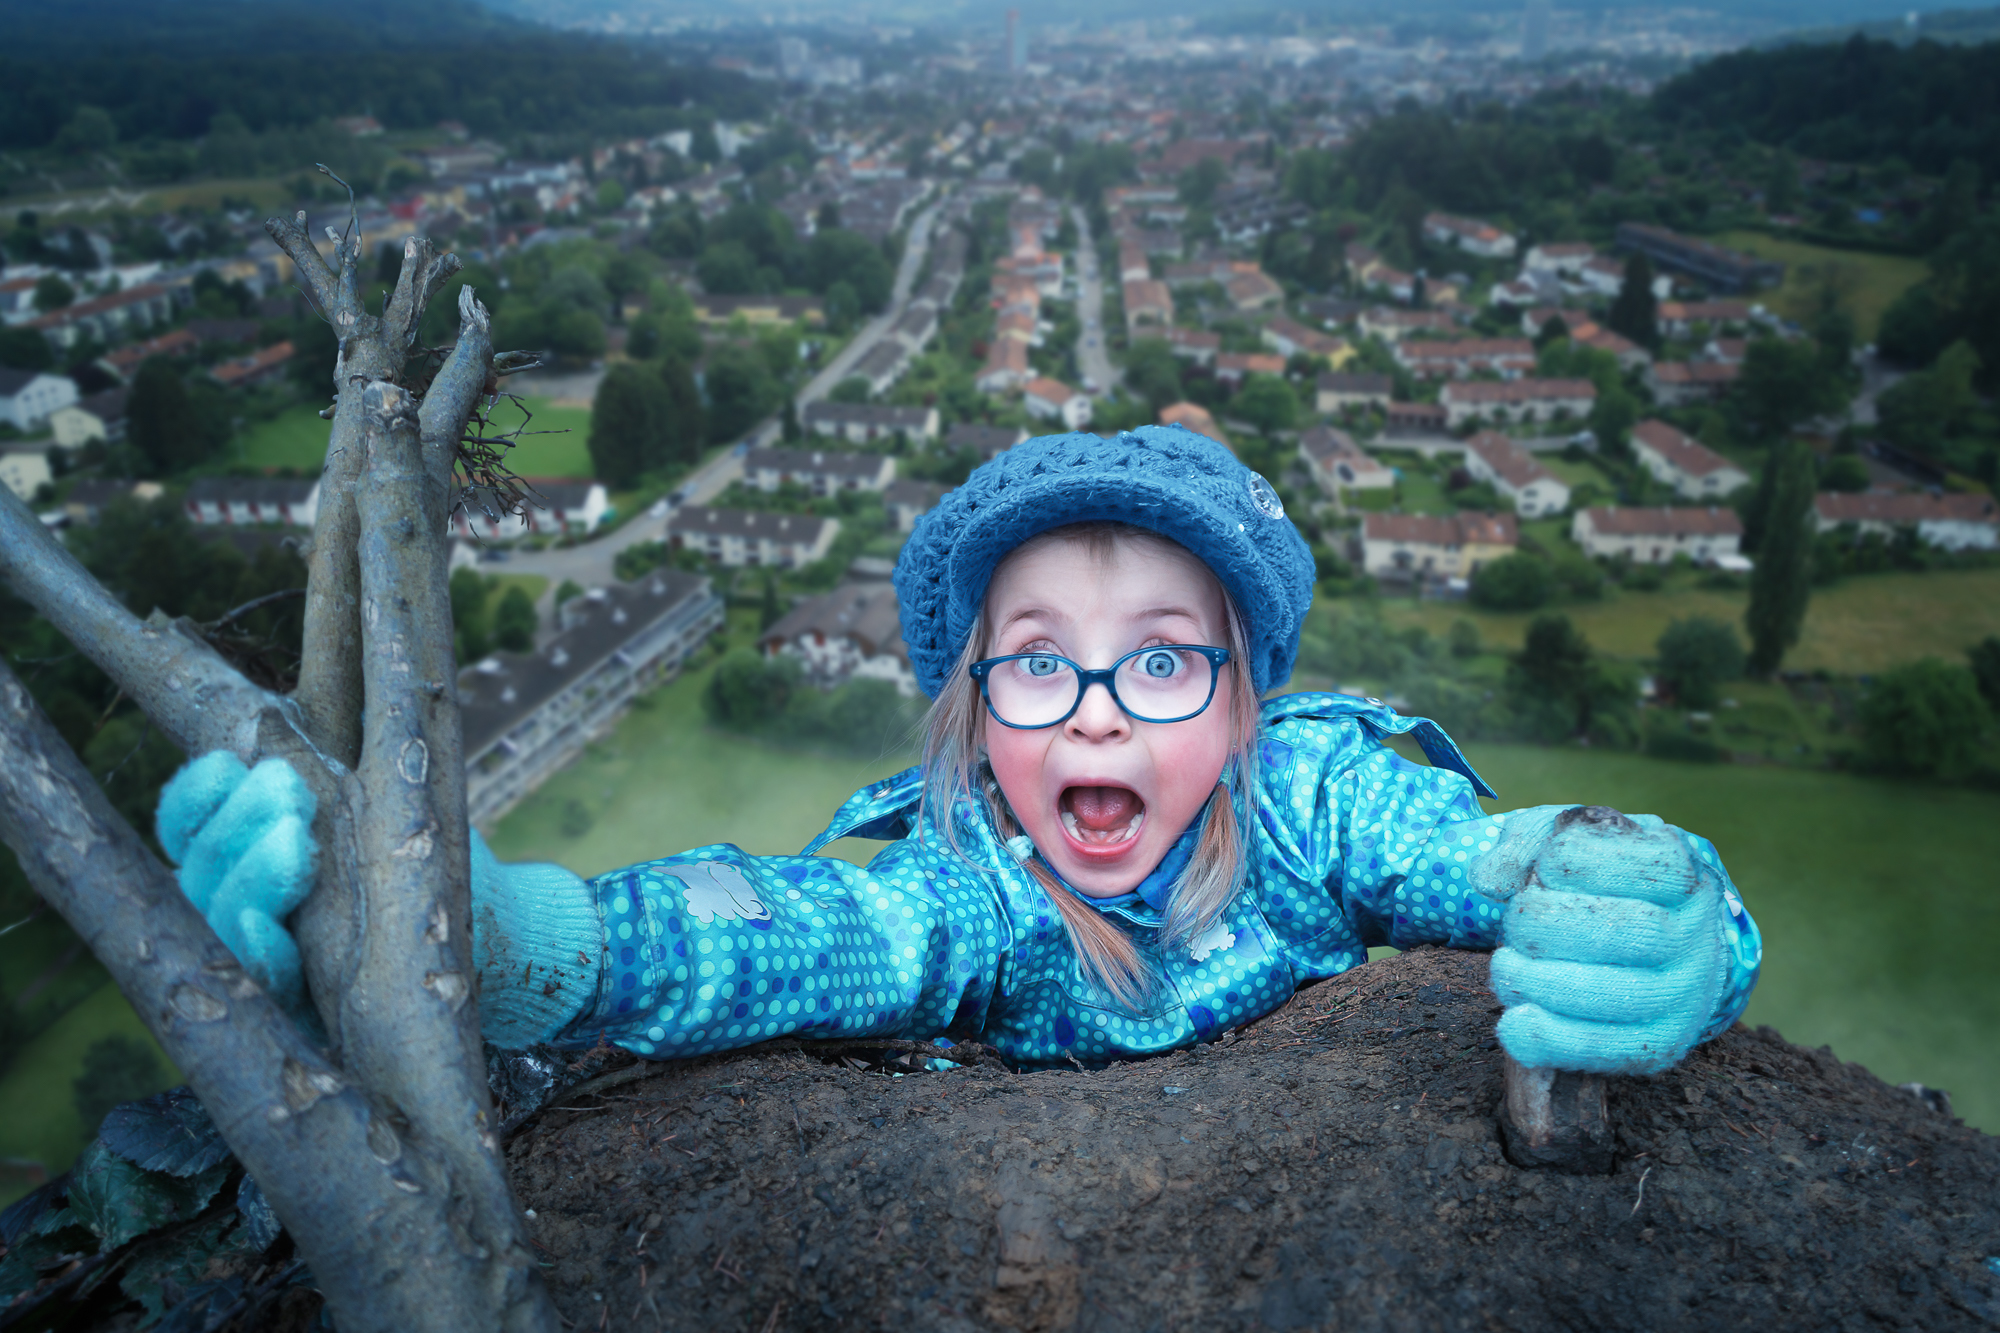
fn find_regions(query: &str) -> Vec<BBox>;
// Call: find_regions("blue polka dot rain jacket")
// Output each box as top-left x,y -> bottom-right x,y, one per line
560,693 -> 1762,1066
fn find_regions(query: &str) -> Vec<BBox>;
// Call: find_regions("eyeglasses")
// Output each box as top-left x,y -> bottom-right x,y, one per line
968,645 -> 1232,730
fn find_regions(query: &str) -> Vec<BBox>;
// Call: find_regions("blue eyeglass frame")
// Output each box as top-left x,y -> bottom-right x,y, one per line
967,645 -> 1233,729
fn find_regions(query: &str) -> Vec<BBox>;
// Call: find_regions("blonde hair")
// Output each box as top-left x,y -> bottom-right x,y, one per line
918,522 -> 1260,1007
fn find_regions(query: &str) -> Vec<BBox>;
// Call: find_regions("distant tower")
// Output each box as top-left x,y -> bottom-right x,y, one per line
1522,0 -> 1551,61
1007,8 -> 1027,74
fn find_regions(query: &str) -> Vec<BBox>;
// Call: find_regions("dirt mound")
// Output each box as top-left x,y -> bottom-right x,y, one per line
504,947 -> 2000,1332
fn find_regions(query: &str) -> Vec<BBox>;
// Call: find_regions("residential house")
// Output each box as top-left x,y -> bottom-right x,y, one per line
1647,360 -> 1739,406
1164,327 -> 1221,366
1214,352 -> 1286,388
1024,377 -> 1093,430
975,338 -> 1030,393
1123,278 -> 1174,333
184,477 -> 321,528
460,570 -> 724,823
1439,378 -> 1597,429
1225,266 -> 1284,312
1519,306 -> 1596,339
1578,256 -> 1629,298
947,422 -> 1029,461
451,480 -> 610,540
1630,420 -> 1751,499
0,444 -> 51,501
667,506 -> 840,568
1576,326 -> 1651,370
1356,265 -> 1416,304
1703,338 -> 1749,366
1315,372 -> 1394,414
102,328 -> 199,380
1159,402 -> 1228,446
27,284 -> 176,349
883,478 -> 947,533
62,479 -> 161,525
1812,492 -> 2000,551
0,369 -> 78,430
1658,299 -> 1753,337
1359,511 -> 1518,579
209,341 -> 296,389
758,580 -> 916,697
850,340 -> 910,396
1488,278 -> 1541,307
743,446 -> 896,496
800,402 -> 938,446
1394,337 -> 1536,380
1616,223 -> 1783,293
1522,242 -> 1596,279
1422,212 -> 1517,259
1571,506 -> 1745,565
1357,308 -> 1455,343
1118,244 -> 1150,284
1459,431 -> 1573,517
1299,426 -> 1395,495
1261,316 -> 1352,367
1384,401 -> 1449,435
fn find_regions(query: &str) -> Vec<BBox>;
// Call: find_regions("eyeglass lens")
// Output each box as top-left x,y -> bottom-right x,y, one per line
984,648 -> 1215,726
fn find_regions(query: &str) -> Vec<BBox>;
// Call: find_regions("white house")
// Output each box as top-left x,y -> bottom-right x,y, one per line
1023,376 -> 1093,430
743,446 -> 896,496
0,369 -> 78,430
1647,360 -> 1739,406
883,478 -> 946,533
668,506 -> 839,568
1359,511 -> 1518,579
1440,378 -> 1597,429
1394,338 -> 1536,380
451,480 -> 610,541
1422,212 -> 1517,259
799,401 -> 938,446
1522,242 -> 1595,279
1571,506 -> 1744,565
49,387 -> 128,448
1812,491 -> 2000,551
1630,419 -> 1751,500
1460,431 -> 1573,517
1315,372 -> 1394,414
1299,426 -> 1395,494
0,444 -> 51,501
758,580 -> 917,697
183,477 -> 321,528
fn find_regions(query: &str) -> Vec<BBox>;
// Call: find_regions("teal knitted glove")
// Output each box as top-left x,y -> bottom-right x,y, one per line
157,752 -> 319,1014
469,829 -> 600,1049
1475,805 -> 1730,1076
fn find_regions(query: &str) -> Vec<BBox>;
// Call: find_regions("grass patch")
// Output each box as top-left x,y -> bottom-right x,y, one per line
1368,567 -> 2000,673
1536,452 -> 1614,490
1717,230 -> 1928,342
232,396 -> 595,479
487,573 -> 549,606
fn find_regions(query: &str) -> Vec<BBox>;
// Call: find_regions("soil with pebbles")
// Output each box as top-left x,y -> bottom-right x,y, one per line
505,947 -> 2000,1333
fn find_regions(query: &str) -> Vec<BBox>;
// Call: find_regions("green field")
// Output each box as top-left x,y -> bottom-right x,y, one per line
1717,230 -> 1927,342
1376,567 -> 2000,674
234,396 -> 595,479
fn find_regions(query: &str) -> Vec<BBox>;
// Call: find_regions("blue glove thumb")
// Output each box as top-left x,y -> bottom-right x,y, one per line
469,829 -> 599,1049
157,752 -> 319,1015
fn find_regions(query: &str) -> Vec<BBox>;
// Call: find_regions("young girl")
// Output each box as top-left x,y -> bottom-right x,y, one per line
159,426 -> 1761,1076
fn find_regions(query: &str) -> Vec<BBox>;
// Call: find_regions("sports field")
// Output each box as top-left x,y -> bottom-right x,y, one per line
233,395 -> 595,479
1717,230 -> 1927,342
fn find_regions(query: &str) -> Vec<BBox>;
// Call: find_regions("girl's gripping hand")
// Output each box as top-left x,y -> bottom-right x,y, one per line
157,752 -> 319,1015
468,829 -> 599,1049
1473,804 -> 1733,1076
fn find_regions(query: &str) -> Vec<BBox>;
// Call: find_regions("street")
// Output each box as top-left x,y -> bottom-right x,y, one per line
1069,203 -> 1120,398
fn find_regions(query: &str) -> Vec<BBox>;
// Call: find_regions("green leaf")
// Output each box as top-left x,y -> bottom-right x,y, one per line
120,1210 -> 253,1327
0,1212 -> 97,1303
65,1141 -> 231,1252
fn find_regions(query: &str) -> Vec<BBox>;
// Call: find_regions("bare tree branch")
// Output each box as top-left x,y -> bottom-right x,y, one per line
0,665 -> 550,1332
0,486 -> 282,760
263,211 -> 341,318
384,235 -> 463,355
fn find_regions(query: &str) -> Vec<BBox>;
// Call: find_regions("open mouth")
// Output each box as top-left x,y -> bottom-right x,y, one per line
1058,785 -> 1148,849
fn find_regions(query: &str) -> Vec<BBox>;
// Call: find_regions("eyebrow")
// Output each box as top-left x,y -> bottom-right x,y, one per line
995,604 -> 1208,635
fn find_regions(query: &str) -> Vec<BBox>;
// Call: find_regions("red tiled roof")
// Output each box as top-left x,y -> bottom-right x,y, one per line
1631,419 -> 1742,479
1814,492 -> 1998,526
1440,378 -> 1597,404
1581,506 -> 1744,537
1463,431 -> 1558,490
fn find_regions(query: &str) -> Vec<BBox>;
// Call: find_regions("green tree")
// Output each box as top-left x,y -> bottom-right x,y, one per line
1733,336 -> 1845,441
32,273 -> 74,312
704,341 -> 780,444
1744,440 -> 1815,675
805,230 -> 894,313
759,573 -> 782,630
829,376 -> 872,405
1608,251 -> 1659,350
1858,658 -> 1992,779
1764,150 -> 1800,215
1969,636 -> 2000,711
1178,157 -> 1227,208
595,179 -> 628,212
1233,374 -> 1299,434
0,326 -> 54,370
823,279 -> 860,332
589,362 -> 669,489
697,240 -> 760,295
126,358 -> 218,474
1655,616 -> 1745,709
1123,337 -> 1184,411
449,566 -> 491,663
1508,612 -> 1592,736
492,585 -> 537,652
72,1034 -> 164,1136
658,353 -> 705,467
703,647 -> 797,725
781,396 -> 801,443
1876,340 -> 1981,463
53,105 -> 118,156
546,306 -> 607,360
1918,158 -> 1980,250
1470,553 -> 1553,611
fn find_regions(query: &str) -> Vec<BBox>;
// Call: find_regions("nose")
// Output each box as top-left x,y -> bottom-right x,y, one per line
1064,676 -> 1129,743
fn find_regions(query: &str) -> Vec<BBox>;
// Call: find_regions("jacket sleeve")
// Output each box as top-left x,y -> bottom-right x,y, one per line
549,835 -> 1009,1059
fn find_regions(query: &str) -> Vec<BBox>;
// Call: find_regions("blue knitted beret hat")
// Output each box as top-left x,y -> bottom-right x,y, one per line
893,424 -> 1315,699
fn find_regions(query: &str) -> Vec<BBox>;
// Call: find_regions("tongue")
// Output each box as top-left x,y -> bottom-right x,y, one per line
1065,785 -> 1142,831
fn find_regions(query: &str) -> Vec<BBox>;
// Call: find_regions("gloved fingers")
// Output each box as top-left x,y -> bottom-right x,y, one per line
180,759 -> 318,905
157,752 -> 249,866
1489,945 -> 1721,1026
210,815 -> 320,927
1496,1004 -> 1698,1076
235,908 -> 306,1013
1502,886 -> 1711,968
1534,818 -> 1705,907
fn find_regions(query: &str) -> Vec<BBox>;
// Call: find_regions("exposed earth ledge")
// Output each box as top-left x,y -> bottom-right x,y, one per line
505,946 -> 2000,1333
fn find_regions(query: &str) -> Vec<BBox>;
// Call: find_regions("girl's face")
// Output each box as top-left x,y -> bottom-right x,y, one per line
980,536 -> 1235,898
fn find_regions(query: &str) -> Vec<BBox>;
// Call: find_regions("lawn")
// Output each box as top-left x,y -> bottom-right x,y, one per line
1371,567 -> 2000,673
1716,230 -> 1927,342
233,396 -> 596,479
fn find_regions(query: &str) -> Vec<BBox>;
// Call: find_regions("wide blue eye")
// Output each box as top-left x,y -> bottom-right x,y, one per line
1141,650 -> 1179,678
1024,655 -> 1059,677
